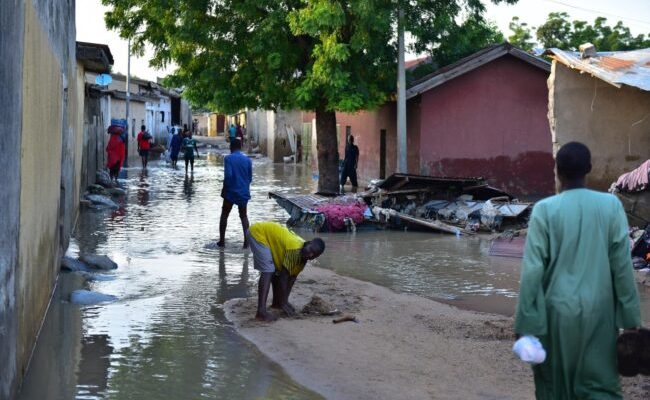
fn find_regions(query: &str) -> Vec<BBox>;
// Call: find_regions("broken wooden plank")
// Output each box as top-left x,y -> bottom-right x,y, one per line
372,206 -> 474,235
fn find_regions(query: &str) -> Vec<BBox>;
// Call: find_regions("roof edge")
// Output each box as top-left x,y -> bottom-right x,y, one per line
406,42 -> 550,100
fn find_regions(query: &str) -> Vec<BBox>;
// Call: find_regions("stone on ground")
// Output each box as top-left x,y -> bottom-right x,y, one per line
79,254 -> 118,270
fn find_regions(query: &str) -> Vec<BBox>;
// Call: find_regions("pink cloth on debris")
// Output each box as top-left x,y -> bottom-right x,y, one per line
316,202 -> 367,231
616,160 -> 650,193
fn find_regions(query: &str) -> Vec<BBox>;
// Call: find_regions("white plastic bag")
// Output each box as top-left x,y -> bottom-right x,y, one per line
163,149 -> 171,163
513,335 -> 546,364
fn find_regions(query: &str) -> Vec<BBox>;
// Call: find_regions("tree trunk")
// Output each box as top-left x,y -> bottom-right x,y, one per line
315,106 -> 339,194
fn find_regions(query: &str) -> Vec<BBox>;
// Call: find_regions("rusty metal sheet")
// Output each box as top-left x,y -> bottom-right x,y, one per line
548,48 -> 650,91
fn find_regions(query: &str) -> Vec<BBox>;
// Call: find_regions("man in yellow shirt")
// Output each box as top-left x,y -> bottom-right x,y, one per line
248,221 -> 325,321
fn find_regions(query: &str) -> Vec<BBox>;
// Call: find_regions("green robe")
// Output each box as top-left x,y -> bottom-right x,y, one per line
515,189 -> 641,399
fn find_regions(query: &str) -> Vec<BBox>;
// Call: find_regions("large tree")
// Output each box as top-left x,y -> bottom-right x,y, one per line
103,0 -> 515,192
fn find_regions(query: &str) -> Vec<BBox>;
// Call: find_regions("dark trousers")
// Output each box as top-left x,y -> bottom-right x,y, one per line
340,166 -> 358,187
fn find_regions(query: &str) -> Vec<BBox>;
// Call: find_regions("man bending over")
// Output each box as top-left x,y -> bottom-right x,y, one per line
248,221 -> 325,321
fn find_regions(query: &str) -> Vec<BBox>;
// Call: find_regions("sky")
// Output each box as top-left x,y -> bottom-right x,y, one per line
77,0 -> 650,82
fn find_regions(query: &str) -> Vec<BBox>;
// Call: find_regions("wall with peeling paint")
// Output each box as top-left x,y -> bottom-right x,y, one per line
549,61 -> 650,191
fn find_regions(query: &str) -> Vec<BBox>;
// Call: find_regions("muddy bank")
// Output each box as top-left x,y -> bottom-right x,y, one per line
225,267 -> 649,400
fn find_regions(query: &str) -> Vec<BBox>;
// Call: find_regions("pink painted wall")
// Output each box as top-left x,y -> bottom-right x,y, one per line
336,101 -> 420,185
418,55 -> 554,197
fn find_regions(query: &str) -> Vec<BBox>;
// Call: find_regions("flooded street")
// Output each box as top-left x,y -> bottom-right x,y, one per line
18,150 -> 650,399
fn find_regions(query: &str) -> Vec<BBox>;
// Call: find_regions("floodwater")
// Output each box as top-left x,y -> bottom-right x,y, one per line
18,148 -> 650,399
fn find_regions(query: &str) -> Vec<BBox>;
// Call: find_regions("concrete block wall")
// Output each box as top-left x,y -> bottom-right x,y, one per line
0,1 -> 83,397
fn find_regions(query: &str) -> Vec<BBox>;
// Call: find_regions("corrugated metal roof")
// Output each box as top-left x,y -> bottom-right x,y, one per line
548,48 -> 650,91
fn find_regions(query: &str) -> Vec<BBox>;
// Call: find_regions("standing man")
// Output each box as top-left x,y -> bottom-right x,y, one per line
247,221 -> 325,321
217,138 -> 252,248
181,130 -> 199,175
515,142 -> 640,399
136,125 -> 152,169
340,135 -> 359,193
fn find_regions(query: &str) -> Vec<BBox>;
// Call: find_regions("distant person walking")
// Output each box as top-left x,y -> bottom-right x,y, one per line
247,221 -> 325,321
340,135 -> 359,193
106,125 -> 126,184
228,123 -> 237,142
236,123 -> 244,141
136,125 -> 152,169
515,142 -> 640,399
169,128 -> 182,169
181,131 -> 199,175
217,138 -> 252,248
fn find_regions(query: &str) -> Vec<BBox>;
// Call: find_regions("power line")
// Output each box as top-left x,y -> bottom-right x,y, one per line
542,0 -> 650,27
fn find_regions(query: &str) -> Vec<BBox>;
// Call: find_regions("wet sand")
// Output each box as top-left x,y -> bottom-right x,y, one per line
225,267 -> 650,400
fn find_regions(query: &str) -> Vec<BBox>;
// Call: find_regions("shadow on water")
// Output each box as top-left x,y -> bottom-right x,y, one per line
18,150 -> 650,399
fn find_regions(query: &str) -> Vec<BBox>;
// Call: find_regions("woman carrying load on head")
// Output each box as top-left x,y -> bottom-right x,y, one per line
106,125 -> 126,184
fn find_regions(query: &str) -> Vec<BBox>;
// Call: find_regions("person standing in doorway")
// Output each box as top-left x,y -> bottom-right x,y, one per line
340,134 -> 359,193
169,128 -> 182,169
515,142 -> 640,399
217,138 -> 252,248
247,221 -> 325,321
136,125 -> 152,169
182,131 -> 199,175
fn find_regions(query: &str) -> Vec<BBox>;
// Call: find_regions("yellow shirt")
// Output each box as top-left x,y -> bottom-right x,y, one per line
249,222 -> 306,276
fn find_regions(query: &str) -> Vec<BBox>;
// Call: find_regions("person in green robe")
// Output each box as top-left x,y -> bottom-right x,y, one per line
515,142 -> 641,399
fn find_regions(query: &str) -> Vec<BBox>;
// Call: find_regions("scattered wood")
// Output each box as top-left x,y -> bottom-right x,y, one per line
373,206 -> 474,235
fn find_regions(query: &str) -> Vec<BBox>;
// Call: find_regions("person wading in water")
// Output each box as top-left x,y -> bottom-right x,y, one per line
217,138 -> 252,248
181,131 -> 199,175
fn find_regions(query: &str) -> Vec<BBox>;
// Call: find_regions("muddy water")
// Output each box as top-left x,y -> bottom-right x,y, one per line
19,154 -> 320,400
18,149 -> 650,399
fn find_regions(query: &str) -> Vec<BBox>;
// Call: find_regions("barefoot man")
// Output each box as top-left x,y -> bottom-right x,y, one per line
217,138 -> 252,248
247,221 -> 325,321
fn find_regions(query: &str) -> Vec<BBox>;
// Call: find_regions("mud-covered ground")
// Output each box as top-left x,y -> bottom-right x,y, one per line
226,267 -> 650,400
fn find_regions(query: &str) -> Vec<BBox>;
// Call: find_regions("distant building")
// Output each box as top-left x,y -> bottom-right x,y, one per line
547,47 -> 650,191
85,72 -> 193,152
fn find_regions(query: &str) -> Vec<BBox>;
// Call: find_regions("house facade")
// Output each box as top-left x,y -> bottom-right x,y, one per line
330,43 -> 555,197
547,48 -> 650,191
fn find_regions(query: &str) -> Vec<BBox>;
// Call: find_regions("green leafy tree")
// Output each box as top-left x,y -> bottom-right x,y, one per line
102,0 -> 516,192
535,12 -> 650,51
508,16 -> 534,51
409,17 -> 505,83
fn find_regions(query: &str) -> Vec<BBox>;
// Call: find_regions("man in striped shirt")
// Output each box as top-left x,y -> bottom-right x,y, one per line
248,222 -> 326,321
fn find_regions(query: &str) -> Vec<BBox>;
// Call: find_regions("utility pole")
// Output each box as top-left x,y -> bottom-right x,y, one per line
125,36 -> 131,167
397,6 -> 407,174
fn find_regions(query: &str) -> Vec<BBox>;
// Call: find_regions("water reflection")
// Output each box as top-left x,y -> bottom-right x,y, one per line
19,155 -> 321,400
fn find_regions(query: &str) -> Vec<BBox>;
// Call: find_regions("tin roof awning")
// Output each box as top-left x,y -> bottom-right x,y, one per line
547,47 -> 650,91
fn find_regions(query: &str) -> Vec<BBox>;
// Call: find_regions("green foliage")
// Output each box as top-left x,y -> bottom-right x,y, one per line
102,0 -> 518,113
527,12 -> 650,51
431,16 -> 504,68
508,16 -> 534,51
